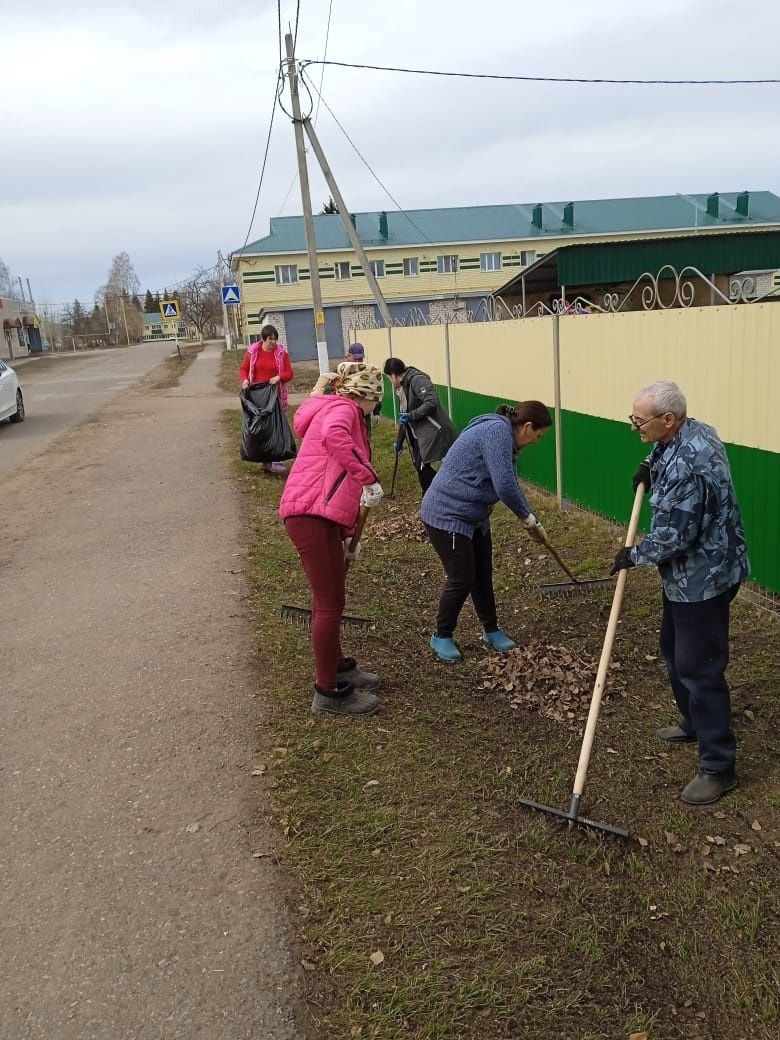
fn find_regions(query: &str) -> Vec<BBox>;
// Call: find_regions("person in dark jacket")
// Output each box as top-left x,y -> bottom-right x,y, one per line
611,379 -> 749,805
420,402 -> 551,662
383,357 -> 457,492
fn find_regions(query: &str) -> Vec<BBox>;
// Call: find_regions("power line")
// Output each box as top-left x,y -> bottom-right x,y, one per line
301,59 -> 780,86
237,69 -> 284,255
313,0 -> 333,126
292,0 -> 301,49
300,68 -> 435,245
277,1 -> 333,216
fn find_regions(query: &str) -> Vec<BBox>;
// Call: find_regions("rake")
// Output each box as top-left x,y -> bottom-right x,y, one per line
517,484 -> 645,840
280,505 -> 376,629
537,531 -> 614,597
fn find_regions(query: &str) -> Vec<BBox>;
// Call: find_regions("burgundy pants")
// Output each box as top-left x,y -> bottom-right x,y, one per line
284,515 -> 345,689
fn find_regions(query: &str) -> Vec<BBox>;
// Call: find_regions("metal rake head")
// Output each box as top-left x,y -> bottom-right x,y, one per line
279,604 -> 376,629
539,578 -> 614,597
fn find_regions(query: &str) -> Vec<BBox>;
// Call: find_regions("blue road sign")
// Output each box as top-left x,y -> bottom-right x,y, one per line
222,285 -> 241,305
161,301 -> 180,319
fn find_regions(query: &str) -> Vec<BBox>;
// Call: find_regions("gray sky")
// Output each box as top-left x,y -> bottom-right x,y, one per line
1,0 -> 778,307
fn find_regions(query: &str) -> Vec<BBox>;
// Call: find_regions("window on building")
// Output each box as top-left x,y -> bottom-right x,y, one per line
369,259 -> 385,278
437,255 -> 458,275
403,257 -> 419,277
480,252 -> 502,272
275,264 -> 298,284
521,250 -> 536,266
334,261 -> 351,280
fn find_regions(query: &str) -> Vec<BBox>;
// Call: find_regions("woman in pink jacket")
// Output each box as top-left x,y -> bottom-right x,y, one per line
280,362 -> 385,716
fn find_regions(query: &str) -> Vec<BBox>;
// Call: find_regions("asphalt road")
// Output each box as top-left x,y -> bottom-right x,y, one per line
0,344 -> 174,480
0,345 -> 305,1040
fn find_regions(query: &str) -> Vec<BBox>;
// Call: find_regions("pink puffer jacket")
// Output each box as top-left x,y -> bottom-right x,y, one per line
279,394 -> 378,533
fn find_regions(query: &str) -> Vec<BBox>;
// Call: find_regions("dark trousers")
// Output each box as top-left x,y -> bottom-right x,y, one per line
417,463 -> 437,493
425,524 -> 498,638
285,516 -> 345,689
659,583 -> 739,774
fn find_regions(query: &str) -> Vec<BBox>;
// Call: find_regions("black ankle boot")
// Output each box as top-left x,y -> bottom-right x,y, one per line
311,680 -> 379,716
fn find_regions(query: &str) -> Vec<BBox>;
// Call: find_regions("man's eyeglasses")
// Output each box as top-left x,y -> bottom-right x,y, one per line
628,413 -> 665,430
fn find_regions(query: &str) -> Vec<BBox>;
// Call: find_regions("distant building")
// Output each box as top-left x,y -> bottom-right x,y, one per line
142,312 -> 188,341
230,190 -> 780,360
1,297 -> 41,360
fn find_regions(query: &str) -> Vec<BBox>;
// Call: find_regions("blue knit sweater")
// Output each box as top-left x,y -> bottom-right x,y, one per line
420,414 -> 533,537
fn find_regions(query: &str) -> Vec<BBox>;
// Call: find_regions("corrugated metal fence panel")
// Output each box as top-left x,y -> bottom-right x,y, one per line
448,317 -> 554,403
558,231 -> 780,287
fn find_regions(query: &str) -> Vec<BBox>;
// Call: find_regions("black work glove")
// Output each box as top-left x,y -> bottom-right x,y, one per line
610,547 -> 636,576
632,460 -> 651,493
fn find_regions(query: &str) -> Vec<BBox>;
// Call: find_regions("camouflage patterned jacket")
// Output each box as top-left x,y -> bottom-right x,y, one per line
630,419 -> 749,602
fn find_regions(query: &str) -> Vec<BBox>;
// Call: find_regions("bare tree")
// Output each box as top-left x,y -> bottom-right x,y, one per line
97,252 -> 143,343
0,257 -> 21,299
177,267 -> 222,341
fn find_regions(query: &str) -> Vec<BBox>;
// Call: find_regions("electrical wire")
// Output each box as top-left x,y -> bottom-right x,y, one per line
300,68 -> 435,244
301,59 -> 780,86
292,0 -> 301,50
313,0 -> 333,126
237,69 -> 284,256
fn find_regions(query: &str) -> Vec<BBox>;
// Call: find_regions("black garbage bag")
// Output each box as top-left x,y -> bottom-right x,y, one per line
239,383 -> 297,463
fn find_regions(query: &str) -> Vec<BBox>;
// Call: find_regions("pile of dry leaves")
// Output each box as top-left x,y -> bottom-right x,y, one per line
370,510 -> 427,543
478,641 -> 627,727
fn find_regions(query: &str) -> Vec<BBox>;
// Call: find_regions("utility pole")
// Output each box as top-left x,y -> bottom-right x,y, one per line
119,294 -> 131,345
302,118 -> 393,329
17,276 -> 26,302
285,32 -> 329,373
218,250 -> 232,350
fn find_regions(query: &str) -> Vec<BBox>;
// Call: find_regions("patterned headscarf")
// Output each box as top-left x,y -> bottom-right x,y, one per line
335,361 -> 384,401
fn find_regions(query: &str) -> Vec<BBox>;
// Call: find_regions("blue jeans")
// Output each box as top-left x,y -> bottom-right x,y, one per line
659,583 -> 739,773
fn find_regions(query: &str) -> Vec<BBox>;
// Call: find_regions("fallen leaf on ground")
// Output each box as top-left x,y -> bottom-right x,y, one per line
733,844 -> 751,855
364,779 -> 380,789
751,819 -> 762,831
478,642 -> 626,728
369,950 -> 385,967
251,765 -> 267,776
300,959 -> 316,971
629,1032 -> 649,1040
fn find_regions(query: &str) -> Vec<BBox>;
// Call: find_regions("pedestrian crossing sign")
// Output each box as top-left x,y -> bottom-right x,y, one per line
160,300 -> 180,319
221,284 -> 241,305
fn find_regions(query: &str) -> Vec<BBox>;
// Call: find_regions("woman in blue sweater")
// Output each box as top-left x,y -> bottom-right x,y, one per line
420,402 -> 552,661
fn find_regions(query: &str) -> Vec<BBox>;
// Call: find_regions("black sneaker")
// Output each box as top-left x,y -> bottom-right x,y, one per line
680,769 -> 738,805
311,680 -> 379,716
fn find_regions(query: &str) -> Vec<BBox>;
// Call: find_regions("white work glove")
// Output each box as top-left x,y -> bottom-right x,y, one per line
360,481 -> 384,508
522,512 -> 548,543
343,539 -> 362,562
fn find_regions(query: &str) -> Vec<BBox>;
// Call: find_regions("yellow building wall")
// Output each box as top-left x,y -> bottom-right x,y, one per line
235,226 -> 744,323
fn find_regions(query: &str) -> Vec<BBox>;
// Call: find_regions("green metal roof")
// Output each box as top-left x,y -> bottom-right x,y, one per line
497,229 -> 780,296
233,191 -> 780,257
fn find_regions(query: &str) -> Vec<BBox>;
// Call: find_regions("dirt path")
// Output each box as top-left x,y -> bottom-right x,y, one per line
0,346 -> 305,1040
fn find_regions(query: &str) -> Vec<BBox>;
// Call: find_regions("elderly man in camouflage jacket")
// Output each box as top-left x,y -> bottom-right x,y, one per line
611,380 -> 749,805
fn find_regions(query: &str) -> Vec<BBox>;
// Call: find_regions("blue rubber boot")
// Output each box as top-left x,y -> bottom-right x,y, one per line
481,629 -> 517,653
430,635 -> 462,662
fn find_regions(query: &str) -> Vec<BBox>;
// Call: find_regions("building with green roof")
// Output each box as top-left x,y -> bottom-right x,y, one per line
230,190 -> 780,358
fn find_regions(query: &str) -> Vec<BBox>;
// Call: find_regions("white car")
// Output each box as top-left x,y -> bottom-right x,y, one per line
0,359 -> 25,423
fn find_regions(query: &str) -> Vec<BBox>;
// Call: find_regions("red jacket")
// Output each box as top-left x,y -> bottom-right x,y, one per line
239,344 -> 294,408
279,395 -> 378,534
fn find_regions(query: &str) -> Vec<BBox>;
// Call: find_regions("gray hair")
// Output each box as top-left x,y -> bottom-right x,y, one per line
637,380 -> 687,420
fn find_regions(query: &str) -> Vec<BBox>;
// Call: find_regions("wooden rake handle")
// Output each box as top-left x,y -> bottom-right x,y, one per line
571,484 -> 645,801
346,505 -> 371,562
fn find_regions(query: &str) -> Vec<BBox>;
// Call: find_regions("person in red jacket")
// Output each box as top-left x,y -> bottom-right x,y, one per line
239,324 -> 294,473
279,362 -> 385,716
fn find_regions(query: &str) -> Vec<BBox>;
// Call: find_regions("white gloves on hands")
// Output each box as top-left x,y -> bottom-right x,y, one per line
360,481 -> 384,508
522,512 -> 548,543
343,539 -> 362,562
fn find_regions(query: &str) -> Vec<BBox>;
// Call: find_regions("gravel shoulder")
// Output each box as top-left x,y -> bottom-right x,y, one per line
0,345 -> 306,1040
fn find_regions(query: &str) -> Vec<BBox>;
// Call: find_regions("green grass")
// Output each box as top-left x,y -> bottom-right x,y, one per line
226,398 -> 780,1040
